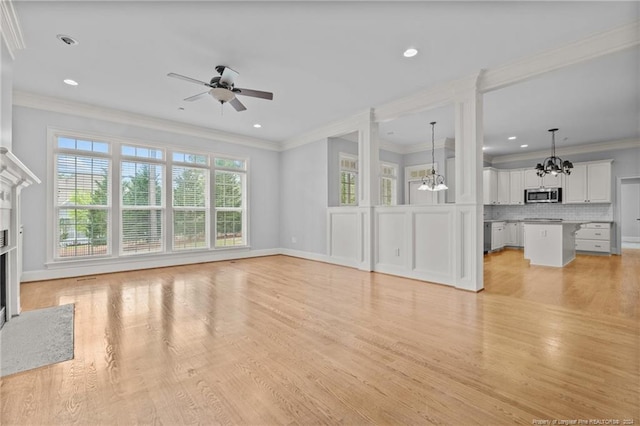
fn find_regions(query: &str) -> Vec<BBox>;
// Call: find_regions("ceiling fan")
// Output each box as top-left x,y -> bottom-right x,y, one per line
167,65 -> 273,112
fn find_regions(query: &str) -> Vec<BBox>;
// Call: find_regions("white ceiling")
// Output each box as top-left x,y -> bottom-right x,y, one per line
11,1 -> 640,155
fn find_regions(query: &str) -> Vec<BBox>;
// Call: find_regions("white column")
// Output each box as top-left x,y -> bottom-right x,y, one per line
453,74 -> 484,292
357,109 -> 379,271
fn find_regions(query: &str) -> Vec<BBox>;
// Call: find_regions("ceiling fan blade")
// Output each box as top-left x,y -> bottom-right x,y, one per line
234,88 -> 274,100
167,72 -> 211,87
183,91 -> 210,102
229,97 -> 247,112
219,67 -> 239,86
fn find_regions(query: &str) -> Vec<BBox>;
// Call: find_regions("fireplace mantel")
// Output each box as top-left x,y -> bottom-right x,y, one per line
0,147 -> 41,189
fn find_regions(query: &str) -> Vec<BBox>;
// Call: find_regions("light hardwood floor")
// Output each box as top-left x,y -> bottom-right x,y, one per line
1,251 -> 638,425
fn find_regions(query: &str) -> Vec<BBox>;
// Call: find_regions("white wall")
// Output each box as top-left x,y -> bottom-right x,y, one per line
13,106 -> 281,278
1,40 -> 12,149
279,139 -> 328,255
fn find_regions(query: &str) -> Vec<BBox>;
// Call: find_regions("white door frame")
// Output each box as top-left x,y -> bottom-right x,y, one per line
615,176 -> 640,253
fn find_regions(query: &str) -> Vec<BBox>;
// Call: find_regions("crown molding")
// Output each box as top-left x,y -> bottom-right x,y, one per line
379,137 -> 454,155
481,20 -> 640,93
13,91 -> 280,151
0,0 -> 25,59
280,109 -> 371,151
373,80 -> 457,124
490,138 -> 640,165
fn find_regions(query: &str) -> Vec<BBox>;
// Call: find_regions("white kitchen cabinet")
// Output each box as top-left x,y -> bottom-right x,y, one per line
505,222 -> 518,246
483,168 -> 497,205
575,222 -> 611,253
524,169 -> 540,189
509,170 -> 524,205
524,168 -> 563,189
565,160 -> 612,204
497,170 -> 510,205
491,221 -> 505,251
518,222 -> 524,247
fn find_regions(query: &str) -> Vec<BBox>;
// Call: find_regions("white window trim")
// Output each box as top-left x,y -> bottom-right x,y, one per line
212,153 -> 249,248
339,152 -> 358,206
170,151 -> 211,251
380,161 -> 398,206
119,142 -> 167,256
50,131 -> 114,262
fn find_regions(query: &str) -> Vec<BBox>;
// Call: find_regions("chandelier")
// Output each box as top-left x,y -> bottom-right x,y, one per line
418,121 -> 448,191
535,128 -> 573,177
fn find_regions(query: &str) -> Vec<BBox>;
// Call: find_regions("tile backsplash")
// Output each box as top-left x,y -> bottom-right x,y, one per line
486,203 -> 613,221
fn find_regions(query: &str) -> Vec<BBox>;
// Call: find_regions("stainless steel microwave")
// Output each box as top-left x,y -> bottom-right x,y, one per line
525,188 -> 562,203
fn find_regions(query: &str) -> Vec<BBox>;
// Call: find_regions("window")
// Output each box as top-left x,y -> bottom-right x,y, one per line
339,153 -> 358,206
54,137 -> 111,259
121,145 -> 165,255
380,162 -> 398,206
172,152 -> 209,250
214,157 -> 246,247
51,132 -> 249,262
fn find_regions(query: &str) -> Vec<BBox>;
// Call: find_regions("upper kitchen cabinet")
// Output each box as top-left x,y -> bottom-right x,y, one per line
497,170 -> 510,205
509,169 -> 524,205
524,169 -> 564,189
483,168 -> 497,205
564,160 -> 612,204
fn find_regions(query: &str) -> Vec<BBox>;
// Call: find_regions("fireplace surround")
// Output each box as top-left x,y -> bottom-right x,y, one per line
0,147 -> 40,328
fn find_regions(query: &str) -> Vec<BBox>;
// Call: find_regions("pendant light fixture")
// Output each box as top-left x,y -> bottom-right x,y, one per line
418,121 -> 448,192
535,128 -> 573,177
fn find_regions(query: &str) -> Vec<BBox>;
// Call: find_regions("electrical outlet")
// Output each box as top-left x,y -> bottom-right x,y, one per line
291,237 -> 297,244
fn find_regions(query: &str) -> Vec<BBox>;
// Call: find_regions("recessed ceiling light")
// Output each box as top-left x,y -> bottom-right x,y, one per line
520,144 -> 528,148
57,34 -> 79,46
403,48 -> 418,58
253,123 -> 262,128
508,136 -> 517,140
63,79 -> 78,86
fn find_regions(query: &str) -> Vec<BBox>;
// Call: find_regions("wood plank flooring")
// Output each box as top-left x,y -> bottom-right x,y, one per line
1,251 -> 638,425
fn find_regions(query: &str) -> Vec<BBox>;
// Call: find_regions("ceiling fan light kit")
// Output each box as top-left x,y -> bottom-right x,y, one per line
210,87 -> 235,103
167,65 -> 273,112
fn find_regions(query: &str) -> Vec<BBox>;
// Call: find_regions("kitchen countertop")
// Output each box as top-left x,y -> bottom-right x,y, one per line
522,220 -> 587,224
485,219 -> 614,223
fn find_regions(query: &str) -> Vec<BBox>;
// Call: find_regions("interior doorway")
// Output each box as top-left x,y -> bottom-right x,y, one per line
618,177 -> 640,251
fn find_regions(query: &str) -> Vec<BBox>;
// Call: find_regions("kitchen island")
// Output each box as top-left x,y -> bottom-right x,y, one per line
523,220 -> 586,267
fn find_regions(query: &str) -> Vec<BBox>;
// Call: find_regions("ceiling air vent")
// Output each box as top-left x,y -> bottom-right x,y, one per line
57,34 -> 79,46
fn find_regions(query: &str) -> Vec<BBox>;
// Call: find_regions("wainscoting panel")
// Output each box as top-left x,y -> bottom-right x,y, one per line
373,205 -> 455,286
375,210 -> 407,268
413,209 -> 453,283
327,207 -> 361,267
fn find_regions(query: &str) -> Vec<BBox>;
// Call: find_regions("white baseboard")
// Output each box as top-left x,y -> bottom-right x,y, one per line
622,236 -> 640,243
21,248 -> 281,282
280,248 -> 360,269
